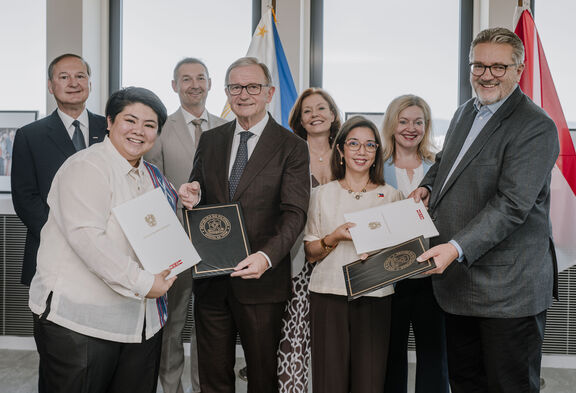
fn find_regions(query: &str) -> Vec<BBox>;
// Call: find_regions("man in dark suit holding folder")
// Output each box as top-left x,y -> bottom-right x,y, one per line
411,28 -> 559,393
11,53 -> 107,286
179,57 -> 310,393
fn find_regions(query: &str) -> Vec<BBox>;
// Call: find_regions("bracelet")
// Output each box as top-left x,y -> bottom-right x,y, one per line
320,236 -> 336,253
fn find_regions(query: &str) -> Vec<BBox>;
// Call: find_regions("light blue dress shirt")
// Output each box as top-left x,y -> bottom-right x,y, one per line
447,88 -> 516,261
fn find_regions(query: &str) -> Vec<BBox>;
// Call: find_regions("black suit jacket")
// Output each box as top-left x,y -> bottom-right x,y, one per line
189,116 -> 310,304
11,109 -> 107,285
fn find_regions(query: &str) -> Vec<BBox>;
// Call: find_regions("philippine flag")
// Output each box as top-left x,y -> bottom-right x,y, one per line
514,6 -> 576,271
222,8 -> 298,129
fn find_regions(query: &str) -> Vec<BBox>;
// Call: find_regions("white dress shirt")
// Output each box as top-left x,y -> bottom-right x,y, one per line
225,113 -> 272,266
227,113 -> 269,176
181,107 -> 210,146
57,108 -> 89,147
29,137 -> 163,343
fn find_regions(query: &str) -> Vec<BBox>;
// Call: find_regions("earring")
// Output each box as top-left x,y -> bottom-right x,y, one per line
340,156 -> 344,165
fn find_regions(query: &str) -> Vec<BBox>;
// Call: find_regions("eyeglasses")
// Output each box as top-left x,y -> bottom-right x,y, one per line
344,139 -> 379,153
226,83 -> 269,96
469,63 -> 518,77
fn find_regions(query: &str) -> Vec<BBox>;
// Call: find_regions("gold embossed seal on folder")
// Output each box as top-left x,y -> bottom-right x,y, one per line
383,250 -> 417,271
199,214 -> 231,240
184,202 -> 251,279
342,236 -> 435,299
368,221 -> 382,230
144,214 -> 157,227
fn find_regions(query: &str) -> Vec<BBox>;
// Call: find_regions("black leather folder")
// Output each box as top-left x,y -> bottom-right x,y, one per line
184,202 -> 251,278
342,236 -> 435,299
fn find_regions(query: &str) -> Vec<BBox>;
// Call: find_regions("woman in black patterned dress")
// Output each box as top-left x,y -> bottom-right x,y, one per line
276,88 -> 341,392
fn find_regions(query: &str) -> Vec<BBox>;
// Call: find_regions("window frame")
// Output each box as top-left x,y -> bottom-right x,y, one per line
108,0 -> 260,95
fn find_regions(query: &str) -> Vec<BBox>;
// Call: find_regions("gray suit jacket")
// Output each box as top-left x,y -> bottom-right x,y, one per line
421,87 -> 559,318
144,108 -> 227,222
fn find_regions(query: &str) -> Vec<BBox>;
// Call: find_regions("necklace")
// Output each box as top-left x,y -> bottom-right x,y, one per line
309,146 -> 331,162
343,178 -> 370,200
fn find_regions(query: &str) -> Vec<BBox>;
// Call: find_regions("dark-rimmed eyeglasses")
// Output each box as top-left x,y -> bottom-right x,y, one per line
344,139 -> 379,153
226,83 -> 269,96
469,63 -> 518,78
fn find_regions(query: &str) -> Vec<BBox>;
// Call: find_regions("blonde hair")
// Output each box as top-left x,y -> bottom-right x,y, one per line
381,94 -> 436,163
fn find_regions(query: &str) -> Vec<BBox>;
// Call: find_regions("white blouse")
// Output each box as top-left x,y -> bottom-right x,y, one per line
29,137 -> 162,343
304,181 -> 403,297
394,163 -> 430,276
395,163 -> 424,198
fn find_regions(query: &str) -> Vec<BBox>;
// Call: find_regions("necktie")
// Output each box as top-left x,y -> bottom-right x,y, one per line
229,131 -> 253,200
191,119 -> 204,149
72,120 -> 86,151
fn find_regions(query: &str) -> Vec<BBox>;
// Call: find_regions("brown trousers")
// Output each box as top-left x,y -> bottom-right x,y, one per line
195,277 -> 285,393
310,292 -> 392,393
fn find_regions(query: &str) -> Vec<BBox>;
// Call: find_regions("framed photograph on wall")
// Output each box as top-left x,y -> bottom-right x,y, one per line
0,111 -> 38,193
345,112 -> 385,129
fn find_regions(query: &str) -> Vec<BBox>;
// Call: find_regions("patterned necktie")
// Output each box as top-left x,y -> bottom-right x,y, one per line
229,131 -> 253,200
191,119 -> 204,149
72,120 -> 86,151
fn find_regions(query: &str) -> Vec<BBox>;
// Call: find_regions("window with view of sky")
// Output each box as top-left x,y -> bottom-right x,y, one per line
323,0 -> 459,144
0,0 -> 46,116
122,0 -> 252,116
536,0 -> 576,128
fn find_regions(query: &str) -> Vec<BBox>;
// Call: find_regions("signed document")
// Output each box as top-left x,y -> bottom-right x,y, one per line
113,188 -> 201,279
184,203 -> 251,279
342,236 -> 435,299
344,199 -> 439,254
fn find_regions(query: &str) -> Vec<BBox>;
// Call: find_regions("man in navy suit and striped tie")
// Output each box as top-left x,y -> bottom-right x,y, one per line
11,53 -> 107,287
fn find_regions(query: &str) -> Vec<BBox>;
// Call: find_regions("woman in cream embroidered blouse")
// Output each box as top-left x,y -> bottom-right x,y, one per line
304,115 -> 402,393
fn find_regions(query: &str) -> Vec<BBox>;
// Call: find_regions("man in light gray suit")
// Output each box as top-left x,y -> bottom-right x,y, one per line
412,28 -> 559,393
145,58 -> 226,393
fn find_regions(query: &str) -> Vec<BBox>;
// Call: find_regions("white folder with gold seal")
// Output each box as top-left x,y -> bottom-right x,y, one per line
344,199 -> 439,254
112,187 -> 201,278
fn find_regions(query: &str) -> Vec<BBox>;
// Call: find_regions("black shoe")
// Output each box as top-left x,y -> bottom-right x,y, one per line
238,366 -> 248,382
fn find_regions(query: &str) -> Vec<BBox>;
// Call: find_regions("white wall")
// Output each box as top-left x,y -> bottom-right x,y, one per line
46,0 -> 108,114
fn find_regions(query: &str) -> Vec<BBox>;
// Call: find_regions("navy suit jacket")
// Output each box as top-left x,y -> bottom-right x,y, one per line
11,109 -> 107,285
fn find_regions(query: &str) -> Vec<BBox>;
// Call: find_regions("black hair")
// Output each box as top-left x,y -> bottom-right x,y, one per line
105,87 -> 167,133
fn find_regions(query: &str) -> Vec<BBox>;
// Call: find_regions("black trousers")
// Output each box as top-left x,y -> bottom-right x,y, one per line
310,292 -> 391,393
384,277 -> 449,393
445,310 -> 547,393
34,314 -> 162,393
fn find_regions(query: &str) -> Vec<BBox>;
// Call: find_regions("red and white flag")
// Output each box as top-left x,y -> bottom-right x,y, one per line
514,6 -> 576,271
